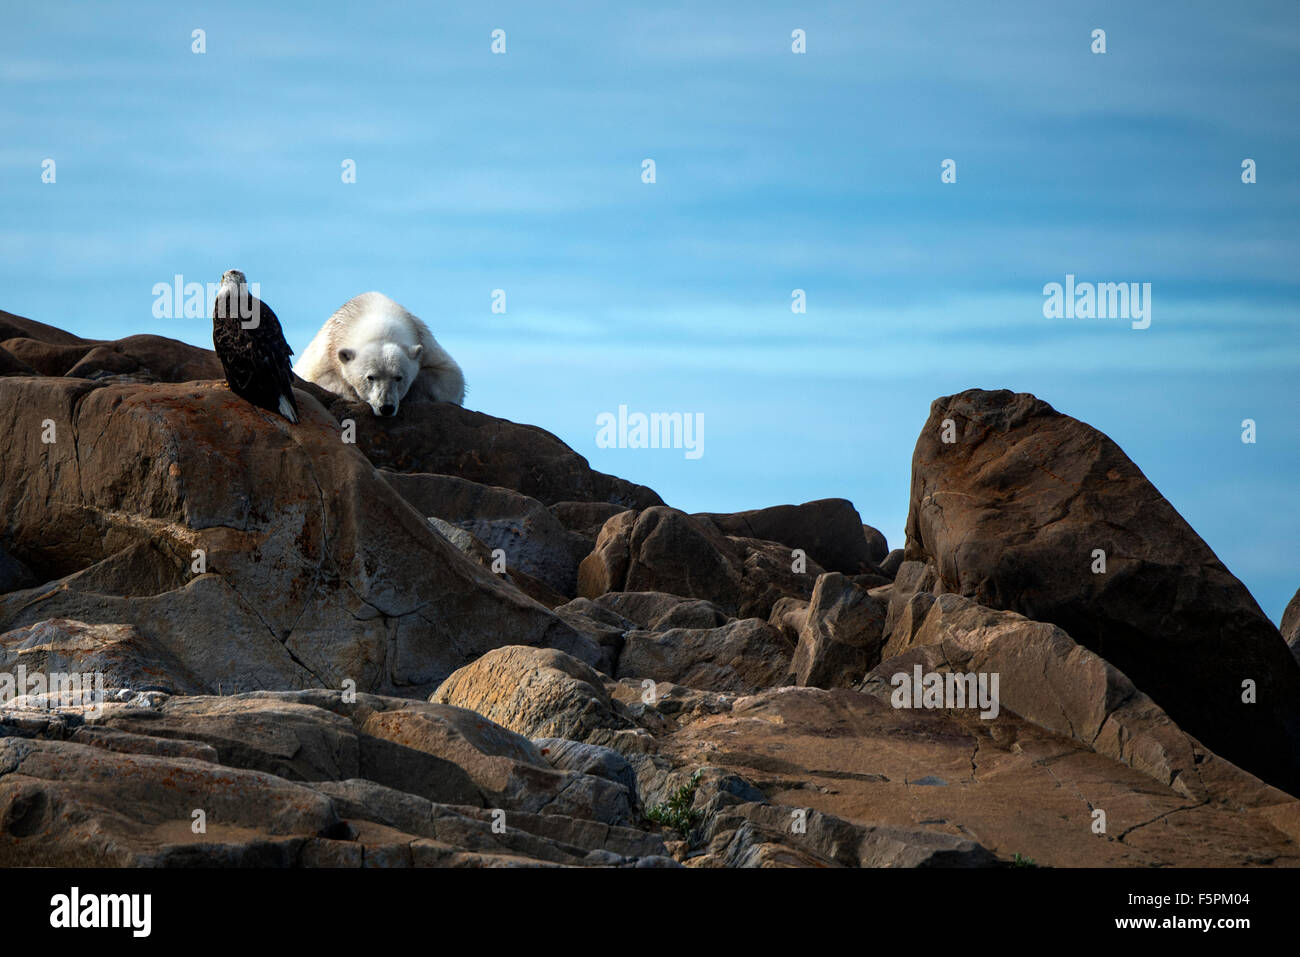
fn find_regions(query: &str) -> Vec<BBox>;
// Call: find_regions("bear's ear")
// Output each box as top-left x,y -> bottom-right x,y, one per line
407,344 -> 423,361
337,348 -> 355,363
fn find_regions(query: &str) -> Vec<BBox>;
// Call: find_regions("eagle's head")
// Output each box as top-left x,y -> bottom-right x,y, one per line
220,269 -> 247,288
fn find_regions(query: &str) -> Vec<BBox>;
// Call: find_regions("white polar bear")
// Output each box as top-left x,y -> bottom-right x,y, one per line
294,292 -> 466,416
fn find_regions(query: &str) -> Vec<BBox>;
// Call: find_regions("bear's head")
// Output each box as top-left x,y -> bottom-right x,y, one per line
337,341 -> 422,416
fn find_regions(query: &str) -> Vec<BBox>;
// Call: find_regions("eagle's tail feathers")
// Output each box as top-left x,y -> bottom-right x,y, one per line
279,394 -> 299,424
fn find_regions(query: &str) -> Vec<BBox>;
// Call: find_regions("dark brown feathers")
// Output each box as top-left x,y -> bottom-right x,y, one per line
211,271 -> 300,423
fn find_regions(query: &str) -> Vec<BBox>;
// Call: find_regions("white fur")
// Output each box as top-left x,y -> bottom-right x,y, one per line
294,292 -> 466,416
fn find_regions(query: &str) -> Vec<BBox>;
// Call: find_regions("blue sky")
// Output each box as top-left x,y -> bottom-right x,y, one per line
3,2 -> 1298,622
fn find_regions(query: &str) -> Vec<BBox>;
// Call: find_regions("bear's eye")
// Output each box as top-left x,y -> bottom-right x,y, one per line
366,375 -> 375,382
393,376 -> 402,382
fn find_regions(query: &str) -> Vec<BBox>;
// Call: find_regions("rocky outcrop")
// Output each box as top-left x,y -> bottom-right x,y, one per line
904,388 -> 1300,795
694,499 -> 885,575
0,347 -> 37,377
0,733 -> 347,866
430,645 -> 646,753
792,573 -> 887,689
357,703 -> 634,824
1,313 -> 221,385
324,396 -> 661,511
0,690 -> 664,866
0,309 -> 89,346
0,377 -> 597,697
655,685 -> 1300,867
577,507 -> 824,619
3,317 -> 1297,868
874,562 -> 1291,806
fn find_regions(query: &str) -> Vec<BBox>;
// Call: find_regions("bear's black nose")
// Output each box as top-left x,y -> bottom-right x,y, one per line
379,404 -> 395,416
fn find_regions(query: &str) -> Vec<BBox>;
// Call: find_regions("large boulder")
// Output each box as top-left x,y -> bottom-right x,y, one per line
0,377 -> 597,697
904,388 -> 1300,796
430,645 -> 644,752
577,507 -> 824,619
792,573 -> 887,689
579,508 -> 734,604
694,499 -> 883,575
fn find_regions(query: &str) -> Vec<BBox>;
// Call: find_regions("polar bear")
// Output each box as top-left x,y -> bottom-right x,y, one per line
294,292 -> 465,416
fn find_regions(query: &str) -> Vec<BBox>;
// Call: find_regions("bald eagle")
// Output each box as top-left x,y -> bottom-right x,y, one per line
211,269 -> 300,423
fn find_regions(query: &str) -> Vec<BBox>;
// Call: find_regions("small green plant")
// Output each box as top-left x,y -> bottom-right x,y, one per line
646,769 -> 703,838
1011,853 -> 1039,868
